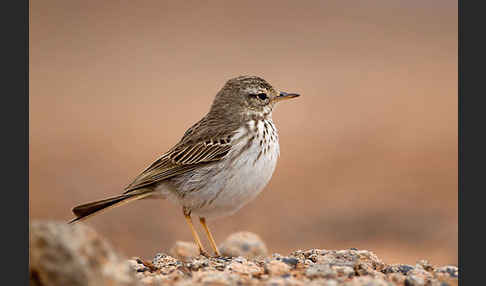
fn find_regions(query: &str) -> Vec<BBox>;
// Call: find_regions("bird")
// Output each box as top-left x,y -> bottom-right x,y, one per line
69,75 -> 300,257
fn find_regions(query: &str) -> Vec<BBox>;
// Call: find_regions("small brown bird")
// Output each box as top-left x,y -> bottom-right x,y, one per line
70,75 -> 300,257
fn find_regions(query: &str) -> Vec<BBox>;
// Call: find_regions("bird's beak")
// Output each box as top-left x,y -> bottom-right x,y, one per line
273,91 -> 301,103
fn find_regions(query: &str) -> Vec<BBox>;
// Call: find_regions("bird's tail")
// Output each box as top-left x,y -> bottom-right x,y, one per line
69,190 -> 153,224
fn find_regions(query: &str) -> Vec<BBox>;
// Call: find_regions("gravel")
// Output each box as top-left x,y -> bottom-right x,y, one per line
29,220 -> 458,286
130,245 -> 458,286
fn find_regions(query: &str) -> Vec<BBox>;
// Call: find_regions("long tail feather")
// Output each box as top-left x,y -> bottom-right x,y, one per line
69,191 -> 152,224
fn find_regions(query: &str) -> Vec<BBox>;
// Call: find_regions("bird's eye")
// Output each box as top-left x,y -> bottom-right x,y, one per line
257,93 -> 268,100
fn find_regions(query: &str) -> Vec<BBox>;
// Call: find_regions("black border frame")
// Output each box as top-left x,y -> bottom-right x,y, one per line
3,0 -> 29,284
459,1 -> 483,285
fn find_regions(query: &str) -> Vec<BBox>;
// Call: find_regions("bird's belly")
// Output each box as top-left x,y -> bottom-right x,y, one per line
181,134 -> 279,219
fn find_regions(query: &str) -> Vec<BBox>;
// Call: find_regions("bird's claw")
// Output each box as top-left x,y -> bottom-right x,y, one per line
199,249 -> 211,258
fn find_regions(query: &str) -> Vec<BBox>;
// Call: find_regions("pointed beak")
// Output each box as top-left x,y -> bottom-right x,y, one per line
273,91 -> 301,103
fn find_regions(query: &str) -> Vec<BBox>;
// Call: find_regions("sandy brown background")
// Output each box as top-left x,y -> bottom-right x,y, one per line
30,0 -> 457,265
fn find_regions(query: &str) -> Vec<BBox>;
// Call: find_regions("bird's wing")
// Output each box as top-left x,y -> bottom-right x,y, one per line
123,127 -> 235,193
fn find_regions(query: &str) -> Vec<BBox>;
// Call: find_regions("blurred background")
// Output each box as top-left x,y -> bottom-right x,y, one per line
30,0 -> 457,265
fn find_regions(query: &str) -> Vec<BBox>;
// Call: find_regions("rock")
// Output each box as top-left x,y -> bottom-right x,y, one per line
265,260 -> 291,276
434,265 -> 459,278
308,279 -> 338,286
387,273 -> 406,285
406,266 -> 433,283
333,265 -> 355,278
226,257 -> 263,276
188,271 -> 241,286
281,257 -> 299,268
264,276 -> 304,286
305,264 -> 344,280
219,231 -> 268,258
404,275 -> 426,286
383,264 -> 415,275
342,277 -> 392,286
29,220 -> 138,286
169,241 -> 200,259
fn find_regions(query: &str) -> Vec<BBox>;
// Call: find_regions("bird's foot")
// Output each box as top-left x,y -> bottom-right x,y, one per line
199,249 -> 211,258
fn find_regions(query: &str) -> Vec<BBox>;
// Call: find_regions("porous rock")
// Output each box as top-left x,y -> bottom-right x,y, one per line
29,220 -> 138,286
219,231 -> 268,258
169,241 -> 200,259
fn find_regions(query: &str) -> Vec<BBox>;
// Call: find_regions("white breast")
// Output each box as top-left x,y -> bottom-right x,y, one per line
177,119 -> 280,219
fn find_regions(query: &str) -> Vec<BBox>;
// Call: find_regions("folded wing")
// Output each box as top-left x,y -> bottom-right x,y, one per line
124,132 -> 233,193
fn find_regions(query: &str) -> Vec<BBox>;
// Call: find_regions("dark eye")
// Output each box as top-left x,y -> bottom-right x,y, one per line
257,93 -> 268,100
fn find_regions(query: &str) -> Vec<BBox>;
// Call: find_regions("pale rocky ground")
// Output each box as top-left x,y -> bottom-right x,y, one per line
29,221 -> 458,286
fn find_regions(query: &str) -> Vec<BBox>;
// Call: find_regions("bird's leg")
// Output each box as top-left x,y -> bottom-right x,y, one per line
183,207 -> 209,257
199,217 -> 221,257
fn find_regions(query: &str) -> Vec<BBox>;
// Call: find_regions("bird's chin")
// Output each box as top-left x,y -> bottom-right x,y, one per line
263,105 -> 273,115
243,107 -> 272,118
